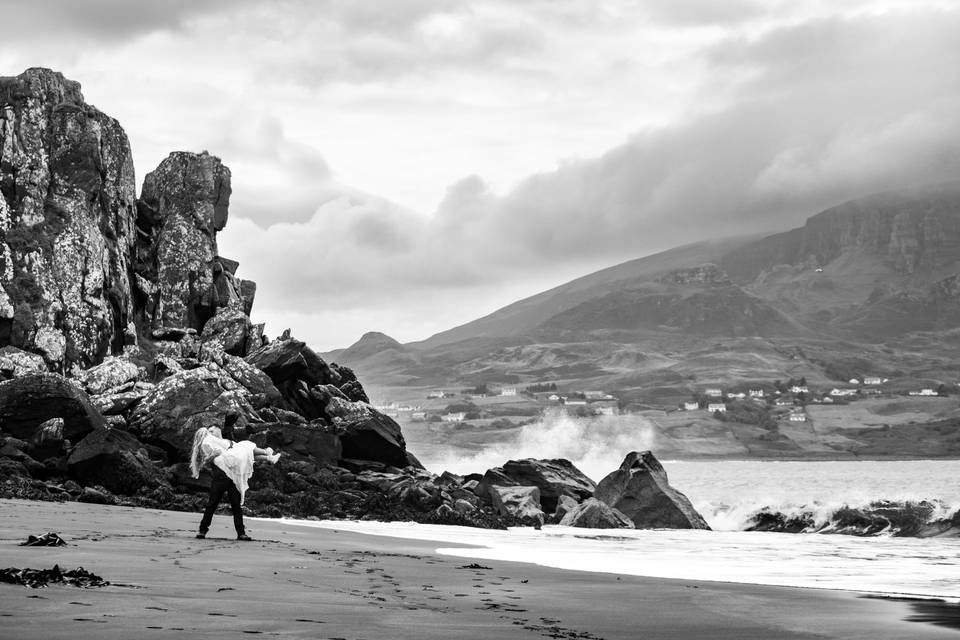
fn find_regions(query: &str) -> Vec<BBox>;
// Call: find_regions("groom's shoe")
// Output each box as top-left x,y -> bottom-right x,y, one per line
195,532 -> 206,539
237,533 -> 252,541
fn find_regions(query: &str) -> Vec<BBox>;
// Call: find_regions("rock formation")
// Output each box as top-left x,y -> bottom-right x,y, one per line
559,498 -> 634,529
594,451 -> 710,529
0,68 -> 504,529
474,458 -> 595,513
0,68 -> 137,369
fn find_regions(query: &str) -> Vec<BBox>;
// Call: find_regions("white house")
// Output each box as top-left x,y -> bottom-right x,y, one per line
918,388 -> 937,396
705,388 -> 723,398
707,403 -> 727,413
748,389 -> 765,398
727,392 -> 746,399
500,387 -> 518,397
683,402 -> 700,411
830,388 -> 857,397
790,385 -> 809,394
597,406 -> 617,416
788,412 -> 807,422
775,398 -> 793,406
565,399 -> 588,406
863,377 -> 884,385
411,411 -> 426,421
426,391 -> 444,399
849,378 -> 861,385
548,394 -> 561,401
442,412 -> 466,422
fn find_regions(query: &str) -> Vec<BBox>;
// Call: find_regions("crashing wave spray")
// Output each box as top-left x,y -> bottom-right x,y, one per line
429,408 -> 656,482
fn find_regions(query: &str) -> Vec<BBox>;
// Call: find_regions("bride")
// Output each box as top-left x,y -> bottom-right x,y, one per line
189,425 -> 280,505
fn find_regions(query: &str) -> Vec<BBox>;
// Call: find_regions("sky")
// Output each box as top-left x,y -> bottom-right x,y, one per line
2,0 -> 960,351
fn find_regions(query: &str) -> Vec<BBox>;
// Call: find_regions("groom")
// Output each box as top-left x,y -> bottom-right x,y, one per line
195,416 -> 252,541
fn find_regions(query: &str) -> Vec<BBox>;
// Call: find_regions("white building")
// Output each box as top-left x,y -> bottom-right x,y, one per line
442,412 -> 466,422
849,378 -> 861,385
705,388 -> 723,398
707,403 -> 727,413
748,389 -> 765,398
597,406 -> 617,416
830,388 -> 857,397
727,392 -> 746,399
863,377 -> 884,385
565,399 -> 588,406
918,388 -> 937,396
500,387 -> 518,397
683,402 -> 700,411
790,385 -> 809,394
788,412 -> 807,422
775,399 -> 793,406
548,394 -> 561,401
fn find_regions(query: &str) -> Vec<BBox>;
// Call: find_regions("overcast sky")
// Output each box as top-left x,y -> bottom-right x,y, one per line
3,0 -> 959,350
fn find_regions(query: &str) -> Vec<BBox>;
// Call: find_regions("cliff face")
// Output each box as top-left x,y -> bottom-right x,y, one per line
0,69 -> 255,369
720,186 -> 960,283
0,68 -> 138,369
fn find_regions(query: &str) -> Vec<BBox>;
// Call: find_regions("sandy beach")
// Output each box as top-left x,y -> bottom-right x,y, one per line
0,499 -> 957,640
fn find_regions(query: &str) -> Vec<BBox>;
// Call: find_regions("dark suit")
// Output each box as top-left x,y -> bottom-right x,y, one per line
198,465 -> 246,536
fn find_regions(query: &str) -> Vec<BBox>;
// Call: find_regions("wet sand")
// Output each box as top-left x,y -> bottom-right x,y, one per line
0,498 -> 957,639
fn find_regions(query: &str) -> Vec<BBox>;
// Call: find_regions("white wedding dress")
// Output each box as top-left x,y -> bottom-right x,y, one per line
201,434 -> 257,504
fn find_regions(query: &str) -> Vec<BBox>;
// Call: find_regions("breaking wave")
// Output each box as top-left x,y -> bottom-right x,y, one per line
426,408 -> 656,483
699,498 -> 960,537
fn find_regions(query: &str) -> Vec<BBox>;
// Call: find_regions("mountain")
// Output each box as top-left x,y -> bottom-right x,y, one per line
336,185 -> 960,393
418,236 -> 753,347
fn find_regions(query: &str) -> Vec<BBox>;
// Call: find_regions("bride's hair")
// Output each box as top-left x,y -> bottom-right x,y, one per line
189,427 -> 210,479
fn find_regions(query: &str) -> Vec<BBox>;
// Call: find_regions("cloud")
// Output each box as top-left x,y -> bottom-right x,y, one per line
0,0 -> 255,43
214,5 -> 960,351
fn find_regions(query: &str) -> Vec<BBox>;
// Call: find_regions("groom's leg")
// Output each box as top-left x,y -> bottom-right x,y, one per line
199,468 -> 229,534
226,483 -> 246,537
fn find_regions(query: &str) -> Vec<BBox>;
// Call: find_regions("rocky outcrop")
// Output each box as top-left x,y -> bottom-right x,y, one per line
594,451 -> 710,530
127,363 -> 258,455
0,346 -> 46,379
0,68 -> 475,529
67,427 -> 165,495
490,485 -> 544,527
135,151 -> 250,331
0,373 -> 105,443
558,498 -> 634,529
720,186 -> 960,282
0,68 -> 138,369
475,458 -> 595,513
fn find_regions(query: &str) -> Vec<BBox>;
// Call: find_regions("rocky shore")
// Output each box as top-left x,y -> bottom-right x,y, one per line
0,68 -> 711,533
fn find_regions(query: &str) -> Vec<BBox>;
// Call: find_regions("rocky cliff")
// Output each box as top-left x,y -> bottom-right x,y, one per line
720,186 -> 960,283
0,68 -> 516,530
0,68 -> 138,369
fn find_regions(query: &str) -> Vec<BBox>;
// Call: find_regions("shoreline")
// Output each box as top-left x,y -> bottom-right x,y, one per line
2,499 -> 959,639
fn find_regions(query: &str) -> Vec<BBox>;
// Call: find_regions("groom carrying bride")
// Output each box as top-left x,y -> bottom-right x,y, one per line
190,415 -> 280,541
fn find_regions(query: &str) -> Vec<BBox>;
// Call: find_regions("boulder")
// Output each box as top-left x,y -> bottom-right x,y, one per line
91,390 -> 145,416
0,373 -> 105,442
558,498 -> 635,529
0,68 -> 138,370
339,410 -> 421,469
127,363 -> 257,455
553,494 -> 579,522
199,306 -> 250,356
249,422 -> 341,466
30,417 -> 65,459
594,451 -> 710,530
204,350 -> 283,406
472,458 -> 594,513
245,337 -> 339,413
499,458 -> 596,513
0,346 -> 47,379
490,485 -> 545,527
77,356 -> 141,395
67,428 -> 164,495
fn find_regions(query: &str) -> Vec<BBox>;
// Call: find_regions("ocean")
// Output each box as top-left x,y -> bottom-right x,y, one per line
274,457 -> 960,601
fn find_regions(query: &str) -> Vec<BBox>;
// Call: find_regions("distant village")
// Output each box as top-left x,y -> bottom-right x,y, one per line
373,375 -> 954,427
373,383 -> 619,423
